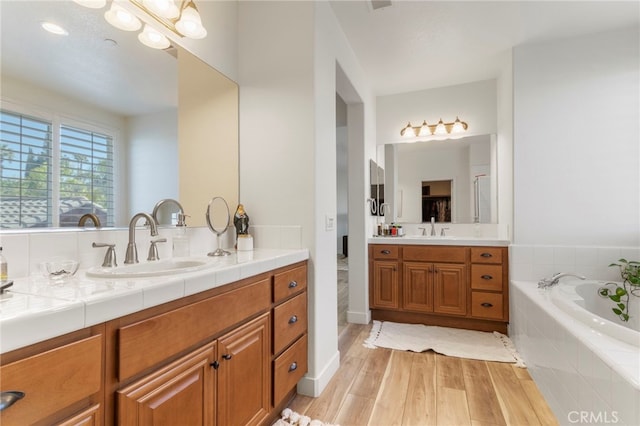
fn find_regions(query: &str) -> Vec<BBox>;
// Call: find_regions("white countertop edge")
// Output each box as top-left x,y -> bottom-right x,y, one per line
1,248 -> 309,354
368,236 -> 510,247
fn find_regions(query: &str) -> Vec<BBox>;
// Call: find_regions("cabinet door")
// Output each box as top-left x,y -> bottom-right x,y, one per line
58,404 -> 102,426
403,262 -> 434,312
433,263 -> 467,316
217,313 -> 270,426
371,260 -> 400,309
118,343 -> 216,426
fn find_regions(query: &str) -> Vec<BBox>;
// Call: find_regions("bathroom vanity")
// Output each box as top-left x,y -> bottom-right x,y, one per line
0,251 -> 308,426
369,238 -> 509,333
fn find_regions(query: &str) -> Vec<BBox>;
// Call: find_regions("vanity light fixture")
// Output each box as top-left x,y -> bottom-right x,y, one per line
74,0 -> 208,50
138,24 -> 171,49
400,117 -> 468,138
104,2 -> 142,32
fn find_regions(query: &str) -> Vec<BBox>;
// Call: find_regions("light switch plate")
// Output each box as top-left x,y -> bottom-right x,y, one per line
325,215 -> 335,231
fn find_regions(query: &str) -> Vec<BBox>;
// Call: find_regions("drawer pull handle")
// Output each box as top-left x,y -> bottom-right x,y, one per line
289,362 -> 298,372
222,354 -> 232,360
289,315 -> 298,324
0,391 -> 25,411
481,275 -> 493,280
480,253 -> 493,258
381,250 -> 391,255
289,281 -> 298,289
480,302 -> 494,308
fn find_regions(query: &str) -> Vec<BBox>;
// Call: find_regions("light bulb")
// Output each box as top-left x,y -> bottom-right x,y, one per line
451,117 -> 466,133
105,2 -> 142,32
143,0 -> 179,19
434,119 -> 447,135
138,24 -> 171,49
401,122 -> 415,138
175,4 -> 207,39
418,120 -> 431,137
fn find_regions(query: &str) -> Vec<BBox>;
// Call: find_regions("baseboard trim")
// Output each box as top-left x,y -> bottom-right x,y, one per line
346,309 -> 371,325
296,349 -> 340,397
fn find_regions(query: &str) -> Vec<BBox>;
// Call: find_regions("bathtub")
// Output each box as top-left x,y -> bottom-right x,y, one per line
510,280 -> 640,425
551,280 -> 639,347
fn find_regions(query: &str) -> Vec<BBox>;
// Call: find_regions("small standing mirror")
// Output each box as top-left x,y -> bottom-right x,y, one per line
205,197 -> 231,256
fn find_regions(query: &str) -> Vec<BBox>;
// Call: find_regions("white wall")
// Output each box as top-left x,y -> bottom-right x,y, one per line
238,1 -> 376,397
336,125 -> 348,255
127,110 -> 178,215
376,79 -> 497,144
513,27 -> 639,247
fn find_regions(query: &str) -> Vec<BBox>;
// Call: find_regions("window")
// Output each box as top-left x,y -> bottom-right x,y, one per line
0,110 -> 114,229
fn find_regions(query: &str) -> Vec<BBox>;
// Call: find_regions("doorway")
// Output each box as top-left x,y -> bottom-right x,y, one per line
336,94 -> 349,335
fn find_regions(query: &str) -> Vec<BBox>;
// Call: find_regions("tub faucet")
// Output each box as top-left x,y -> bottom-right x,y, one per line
124,212 -> 158,264
538,272 -> 586,289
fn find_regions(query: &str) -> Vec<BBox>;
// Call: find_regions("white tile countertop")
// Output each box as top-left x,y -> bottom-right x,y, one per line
0,248 -> 309,354
368,236 -> 510,247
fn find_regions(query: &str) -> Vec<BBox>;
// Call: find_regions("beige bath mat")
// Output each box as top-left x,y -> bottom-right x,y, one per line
364,320 -> 525,367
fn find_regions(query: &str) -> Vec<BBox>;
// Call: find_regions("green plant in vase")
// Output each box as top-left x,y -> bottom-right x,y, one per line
598,259 -> 640,322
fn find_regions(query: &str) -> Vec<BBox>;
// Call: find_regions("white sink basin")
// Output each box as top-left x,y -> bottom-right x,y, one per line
86,258 -> 215,279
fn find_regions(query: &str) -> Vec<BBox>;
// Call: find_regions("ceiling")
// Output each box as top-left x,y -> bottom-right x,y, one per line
0,0 -> 177,116
329,0 -> 640,96
1,1 -> 637,116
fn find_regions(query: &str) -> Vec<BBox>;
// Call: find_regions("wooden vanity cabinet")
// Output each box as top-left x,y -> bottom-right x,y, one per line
272,266 -> 308,409
369,244 -> 508,333
113,263 -> 307,426
403,246 -> 467,316
0,327 -> 104,426
370,245 -> 400,309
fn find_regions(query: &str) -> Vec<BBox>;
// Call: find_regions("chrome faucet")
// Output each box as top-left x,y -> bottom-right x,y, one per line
538,272 -> 586,289
152,199 -> 186,226
430,217 -> 436,236
78,213 -> 101,228
124,213 -> 159,264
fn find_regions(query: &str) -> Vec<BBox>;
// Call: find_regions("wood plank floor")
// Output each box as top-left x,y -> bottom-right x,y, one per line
288,323 -> 558,426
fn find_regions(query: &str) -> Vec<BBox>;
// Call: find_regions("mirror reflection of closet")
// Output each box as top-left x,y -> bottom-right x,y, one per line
422,180 -> 452,222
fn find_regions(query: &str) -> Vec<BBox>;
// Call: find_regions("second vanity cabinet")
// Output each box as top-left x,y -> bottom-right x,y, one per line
369,244 -> 508,333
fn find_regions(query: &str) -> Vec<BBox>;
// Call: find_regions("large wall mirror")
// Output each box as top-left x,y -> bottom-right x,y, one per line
380,134 -> 497,224
0,0 -> 238,229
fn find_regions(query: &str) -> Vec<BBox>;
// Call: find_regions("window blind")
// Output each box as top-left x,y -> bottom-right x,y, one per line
0,110 -> 53,228
59,125 -> 114,227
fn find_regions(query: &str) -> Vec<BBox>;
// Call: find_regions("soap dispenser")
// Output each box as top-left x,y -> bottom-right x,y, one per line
172,213 -> 190,257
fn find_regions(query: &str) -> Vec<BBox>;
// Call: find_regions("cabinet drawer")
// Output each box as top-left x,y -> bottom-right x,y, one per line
273,334 -> 308,406
273,292 -> 307,354
0,335 -> 102,426
470,247 -> 503,264
403,246 -> 465,263
471,264 -> 503,291
274,265 -> 307,303
372,245 -> 400,260
118,278 -> 270,381
471,292 -> 504,320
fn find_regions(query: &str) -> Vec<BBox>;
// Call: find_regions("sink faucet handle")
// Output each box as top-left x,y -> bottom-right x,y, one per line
440,227 -> 450,236
147,238 -> 167,262
92,242 -> 117,268
418,227 -> 426,236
